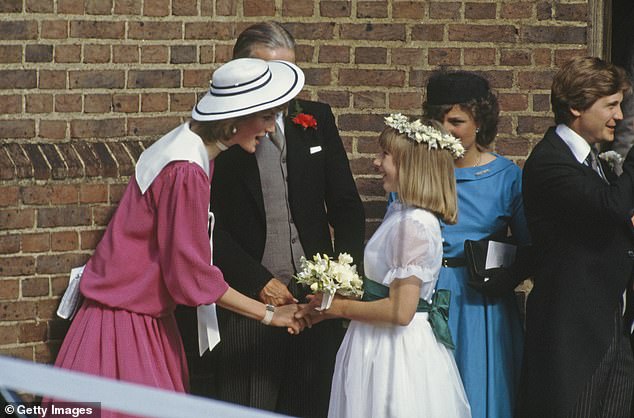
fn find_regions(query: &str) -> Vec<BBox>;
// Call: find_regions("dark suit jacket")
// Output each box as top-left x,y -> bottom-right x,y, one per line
211,98 -> 365,298
518,127 -> 634,417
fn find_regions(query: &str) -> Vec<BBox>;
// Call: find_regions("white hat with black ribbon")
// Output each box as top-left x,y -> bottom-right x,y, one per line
192,58 -> 305,121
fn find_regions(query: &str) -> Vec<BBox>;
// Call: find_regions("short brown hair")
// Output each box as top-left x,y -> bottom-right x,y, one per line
551,56 -> 632,125
233,22 -> 295,59
379,120 -> 458,224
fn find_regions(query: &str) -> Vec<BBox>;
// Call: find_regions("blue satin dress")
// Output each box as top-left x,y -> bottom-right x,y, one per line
388,154 -> 528,418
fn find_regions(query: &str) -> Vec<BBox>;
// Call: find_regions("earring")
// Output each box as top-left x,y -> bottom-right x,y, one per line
231,126 -> 237,135
475,128 -> 480,134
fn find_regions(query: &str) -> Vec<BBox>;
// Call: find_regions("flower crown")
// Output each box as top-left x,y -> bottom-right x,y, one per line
384,113 -> 465,159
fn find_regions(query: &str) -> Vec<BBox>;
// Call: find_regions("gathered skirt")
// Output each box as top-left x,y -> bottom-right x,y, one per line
328,313 -> 471,418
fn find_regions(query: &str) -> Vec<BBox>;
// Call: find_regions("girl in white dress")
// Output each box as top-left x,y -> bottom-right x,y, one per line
300,114 -> 471,418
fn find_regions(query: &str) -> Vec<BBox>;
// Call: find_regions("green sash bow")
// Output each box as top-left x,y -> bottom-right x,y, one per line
361,278 -> 455,349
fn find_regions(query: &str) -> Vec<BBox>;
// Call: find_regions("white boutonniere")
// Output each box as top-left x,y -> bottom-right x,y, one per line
598,150 -> 624,169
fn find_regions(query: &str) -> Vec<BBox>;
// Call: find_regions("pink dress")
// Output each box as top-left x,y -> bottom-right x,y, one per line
53,158 -> 229,398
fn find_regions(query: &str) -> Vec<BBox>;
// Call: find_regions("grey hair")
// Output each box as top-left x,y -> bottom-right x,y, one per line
233,22 -> 296,59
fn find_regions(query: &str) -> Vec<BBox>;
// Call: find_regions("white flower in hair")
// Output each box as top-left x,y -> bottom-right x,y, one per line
384,113 -> 465,158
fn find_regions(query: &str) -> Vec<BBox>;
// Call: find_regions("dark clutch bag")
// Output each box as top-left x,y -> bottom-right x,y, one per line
463,239 -> 517,284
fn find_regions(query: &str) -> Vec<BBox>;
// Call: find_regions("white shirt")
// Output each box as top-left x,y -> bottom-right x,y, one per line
556,123 -> 592,164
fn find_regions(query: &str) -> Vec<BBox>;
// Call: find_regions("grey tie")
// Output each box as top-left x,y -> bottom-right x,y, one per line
269,122 -> 285,151
585,150 -> 607,182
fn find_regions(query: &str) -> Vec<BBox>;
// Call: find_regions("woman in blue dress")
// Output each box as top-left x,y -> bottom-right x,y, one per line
389,71 -> 529,418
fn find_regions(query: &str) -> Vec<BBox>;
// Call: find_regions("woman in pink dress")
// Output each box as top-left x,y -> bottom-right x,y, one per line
50,58 -> 307,408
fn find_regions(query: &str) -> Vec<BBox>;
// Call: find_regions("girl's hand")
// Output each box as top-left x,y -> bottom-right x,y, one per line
270,303 -> 303,334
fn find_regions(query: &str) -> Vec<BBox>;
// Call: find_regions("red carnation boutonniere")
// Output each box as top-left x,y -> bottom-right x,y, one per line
292,113 -> 318,130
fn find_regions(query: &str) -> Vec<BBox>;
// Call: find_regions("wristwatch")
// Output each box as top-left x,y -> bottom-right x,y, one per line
261,304 -> 275,325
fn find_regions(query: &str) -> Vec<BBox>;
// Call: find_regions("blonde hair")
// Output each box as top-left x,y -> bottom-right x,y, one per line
379,120 -> 458,224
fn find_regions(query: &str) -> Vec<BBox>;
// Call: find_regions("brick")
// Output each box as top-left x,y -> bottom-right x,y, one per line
340,23 -> 405,41
84,44 -> 111,63
214,0 -> 236,15
21,185 -> 51,205
554,49 -> 586,67
3,120 -> 36,139
464,48 -> 496,65
128,117 -> 181,137
125,142 -> 144,161
411,24 -> 445,42
186,22 -> 235,41
389,92 -> 422,110
114,0 -> 141,14
108,142 -> 135,176
143,0 -> 169,16
357,2 -> 387,18
304,68 -> 331,86
518,70 -> 557,90
283,0 -> 314,16
58,0 -> 84,13
35,342 -> 59,363
429,1 -> 461,19
40,144 -> 68,179
70,119 -> 125,139
500,49 -> 532,66
80,184 -> 108,204
26,94 -> 54,113
171,45 -> 197,64
465,2 -> 497,19
0,325 -> 19,345
501,2 -> 533,19
449,24 -> 517,42
393,1 -> 424,19
338,113 -> 385,132
0,279 -> 19,301
183,69 -> 209,88
521,26 -> 586,44
533,94 -> 551,112
69,70 -> 125,89
349,157 -> 376,176
26,44 -> 53,62
39,70 -> 67,89
54,44 -> 81,63
555,4 -> 587,21
363,200 -> 389,219
51,231 -> 79,252
409,69 -> 434,88
128,70 -> 180,88
429,48 -> 460,65
0,0 -> 22,12
339,69 -> 405,87
141,93 -> 169,112
534,48 -> 552,66
353,91 -> 386,109
113,94 -> 139,113
244,0 -> 275,16
0,257 -> 36,276
26,0 -> 54,12
50,184 -> 79,205
214,44 -> 233,63
295,45 -> 314,63
316,91 -> 350,108
0,95 -> 22,114
0,346 -> 34,361
37,206 -> 91,228
170,92 -> 196,112
93,205 -> 117,226
495,136 -> 532,156
173,0 -> 197,15
37,298 -> 60,320
0,70 -> 37,89
80,229 -> 106,250
19,322 -> 48,343
73,142 -> 101,177
70,21 -> 125,39
320,1 -> 350,17
517,115 -> 553,135
482,70 -> 514,89
83,0 -> 110,14
0,186 -> 19,207
113,45 -> 139,63
5,144 -> 32,179
93,143 -> 118,177
0,235 -> 20,254
319,46 -> 350,63
37,253 -> 88,274
355,47 -> 387,64
391,48 -> 423,66
22,233 -> 51,252
355,178 -> 385,197
22,278 -> 49,297
57,144 -> 84,178
0,21 -> 38,40
85,94 -> 113,113
41,20 -> 67,39
536,2 -> 552,20
0,45 -> 21,63
55,94 -> 82,112
499,93 -> 529,111
0,208 -> 36,229
200,45 -> 214,63
129,21 -> 182,40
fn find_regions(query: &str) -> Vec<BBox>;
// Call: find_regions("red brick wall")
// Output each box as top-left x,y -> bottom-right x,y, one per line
0,1 -> 592,362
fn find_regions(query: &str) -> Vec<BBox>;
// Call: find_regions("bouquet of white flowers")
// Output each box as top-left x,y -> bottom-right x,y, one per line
294,253 -> 364,310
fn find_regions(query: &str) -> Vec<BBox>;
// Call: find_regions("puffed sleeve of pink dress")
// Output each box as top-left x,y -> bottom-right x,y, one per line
52,159 -> 229,402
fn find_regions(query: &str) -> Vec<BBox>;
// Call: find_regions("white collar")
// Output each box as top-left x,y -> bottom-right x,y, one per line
135,122 -> 210,194
556,124 -> 592,164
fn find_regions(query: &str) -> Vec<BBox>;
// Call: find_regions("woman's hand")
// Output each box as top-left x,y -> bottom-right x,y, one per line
269,303 -> 305,335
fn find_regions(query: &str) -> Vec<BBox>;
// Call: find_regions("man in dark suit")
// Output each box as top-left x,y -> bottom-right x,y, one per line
208,22 -> 365,418
519,56 -> 634,417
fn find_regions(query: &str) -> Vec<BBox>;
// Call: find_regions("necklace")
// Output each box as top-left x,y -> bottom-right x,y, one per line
473,152 -> 482,167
